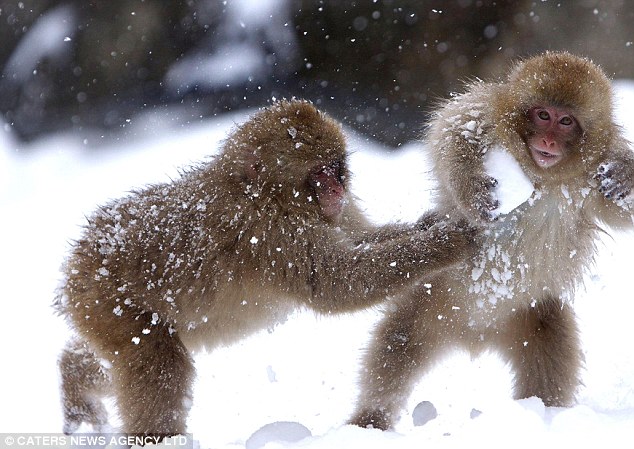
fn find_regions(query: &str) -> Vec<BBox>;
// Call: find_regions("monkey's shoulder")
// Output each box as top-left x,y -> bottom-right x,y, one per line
428,86 -> 500,148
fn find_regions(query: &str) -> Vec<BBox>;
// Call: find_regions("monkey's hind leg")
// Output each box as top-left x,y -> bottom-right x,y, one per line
349,293 -> 449,430
59,339 -> 111,434
499,296 -> 582,407
110,316 -> 195,438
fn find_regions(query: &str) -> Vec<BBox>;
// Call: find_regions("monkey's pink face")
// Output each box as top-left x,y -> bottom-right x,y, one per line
527,106 -> 580,169
308,160 -> 346,221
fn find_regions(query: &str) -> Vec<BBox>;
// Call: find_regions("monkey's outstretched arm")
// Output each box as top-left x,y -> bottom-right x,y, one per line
306,221 -> 475,314
349,211 -> 446,246
339,196 -> 455,245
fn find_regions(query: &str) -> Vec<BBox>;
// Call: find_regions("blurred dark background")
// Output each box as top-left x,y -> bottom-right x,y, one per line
1,0 -> 633,147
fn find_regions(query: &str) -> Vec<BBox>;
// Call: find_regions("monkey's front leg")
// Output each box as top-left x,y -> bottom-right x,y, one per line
110,315 -> 195,437
358,212 -> 470,246
497,297 -> 582,407
349,304 -> 422,430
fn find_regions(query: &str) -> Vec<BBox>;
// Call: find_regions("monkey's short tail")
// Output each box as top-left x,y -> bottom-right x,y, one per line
58,338 -> 111,434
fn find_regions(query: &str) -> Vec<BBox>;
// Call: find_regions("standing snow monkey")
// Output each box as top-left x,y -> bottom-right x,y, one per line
350,52 -> 634,430
56,99 -> 475,438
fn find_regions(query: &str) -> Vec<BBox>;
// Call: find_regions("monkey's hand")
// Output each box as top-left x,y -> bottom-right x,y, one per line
415,211 -> 440,231
459,174 -> 500,222
594,158 -> 634,202
411,211 -> 480,239
428,217 -> 480,260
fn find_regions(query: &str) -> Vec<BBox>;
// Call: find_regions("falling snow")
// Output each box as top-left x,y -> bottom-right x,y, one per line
3,83 -> 634,449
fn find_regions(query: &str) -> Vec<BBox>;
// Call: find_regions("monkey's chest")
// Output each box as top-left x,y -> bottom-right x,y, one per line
465,194 -> 593,321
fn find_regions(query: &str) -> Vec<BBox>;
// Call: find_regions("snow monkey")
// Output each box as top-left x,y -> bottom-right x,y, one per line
350,52 -> 634,430
56,100 -> 476,437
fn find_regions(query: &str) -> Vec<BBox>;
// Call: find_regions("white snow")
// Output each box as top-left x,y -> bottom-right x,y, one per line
484,145 -> 534,216
245,421 -> 312,449
412,401 -> 438,427
2,85 -> 634,449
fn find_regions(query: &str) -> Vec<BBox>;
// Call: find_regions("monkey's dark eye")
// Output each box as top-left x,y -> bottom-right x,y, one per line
309,165 -> 329,188
309,160 -> 345,189
332,160 -> 345,183
559,116 -> 573,126
537,110 -> 550,121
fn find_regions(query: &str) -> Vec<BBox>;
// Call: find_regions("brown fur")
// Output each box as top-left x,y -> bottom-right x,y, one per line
58,339 -> 110,434
56,100 -> 475,437
350,52 -> 634,429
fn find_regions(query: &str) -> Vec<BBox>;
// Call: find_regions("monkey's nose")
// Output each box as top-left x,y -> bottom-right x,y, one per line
542,138 -> 557,149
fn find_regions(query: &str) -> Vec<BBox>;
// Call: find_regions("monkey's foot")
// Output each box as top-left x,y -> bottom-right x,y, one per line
348,409 -> 391,430
63,401 -> 108,434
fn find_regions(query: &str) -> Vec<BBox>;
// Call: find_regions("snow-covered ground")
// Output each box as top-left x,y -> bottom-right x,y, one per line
2,83 -> 634,449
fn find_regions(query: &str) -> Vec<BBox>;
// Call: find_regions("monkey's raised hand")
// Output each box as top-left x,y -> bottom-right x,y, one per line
459,173 -> 500,222
594,156 -> 634,202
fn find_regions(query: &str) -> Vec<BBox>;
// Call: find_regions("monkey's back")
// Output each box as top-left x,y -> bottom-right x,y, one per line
56,159 -> 340,351
56,166 -> 224,340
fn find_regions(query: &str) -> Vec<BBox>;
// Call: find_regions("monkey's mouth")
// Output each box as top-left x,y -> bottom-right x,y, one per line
530,147 -> 563,168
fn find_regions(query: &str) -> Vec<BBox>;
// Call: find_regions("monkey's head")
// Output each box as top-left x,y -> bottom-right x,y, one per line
496,52 -> 615,180
223,100 -> 350,223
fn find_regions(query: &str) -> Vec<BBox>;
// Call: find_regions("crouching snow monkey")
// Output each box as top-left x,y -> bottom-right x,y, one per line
56,99 -> 476,437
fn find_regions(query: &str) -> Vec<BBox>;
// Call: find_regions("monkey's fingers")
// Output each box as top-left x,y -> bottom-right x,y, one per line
602,183 -> 631,200
594,162 -> 633,200
474,194 -> 500,221
455,221 -> 481,244
458,217 -> 481,232
416,211 -> 441,231
442,228 -> 480,257
430,219 -> 481,247
462,175 -> 500,222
